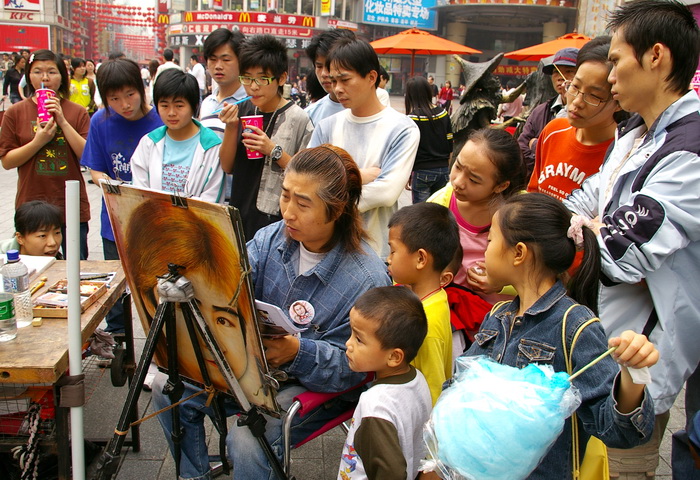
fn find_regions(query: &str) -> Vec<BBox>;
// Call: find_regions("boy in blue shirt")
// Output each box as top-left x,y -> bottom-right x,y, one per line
131,68 -> 225,203
81,58 -> 163,333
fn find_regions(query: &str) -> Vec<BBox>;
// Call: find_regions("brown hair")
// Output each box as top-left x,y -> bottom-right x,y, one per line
285,145 -> 367,253
125,198 -> 249,322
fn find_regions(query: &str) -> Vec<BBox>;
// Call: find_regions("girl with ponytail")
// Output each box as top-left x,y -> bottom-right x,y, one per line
459,192 -> 659,479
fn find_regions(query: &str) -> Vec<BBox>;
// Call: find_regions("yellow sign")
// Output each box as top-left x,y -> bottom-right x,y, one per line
158,14 -> 170,24
302,15 -> 314,27
239,12 -> 251,22
185,11 -> 193,22
320,0 -> 331,16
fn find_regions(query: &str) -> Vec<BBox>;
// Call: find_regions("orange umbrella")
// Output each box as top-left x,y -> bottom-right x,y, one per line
504,33 -> 592,62
370,27 -> 481,76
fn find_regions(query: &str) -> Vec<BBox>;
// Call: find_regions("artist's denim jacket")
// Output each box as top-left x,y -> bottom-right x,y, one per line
247,221 -> 391,393
464,281 -> 655,479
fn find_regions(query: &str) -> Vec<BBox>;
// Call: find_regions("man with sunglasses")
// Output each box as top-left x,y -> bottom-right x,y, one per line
527,36 -> 624,201
218,34 -> 313,239
517,47 -> 578,176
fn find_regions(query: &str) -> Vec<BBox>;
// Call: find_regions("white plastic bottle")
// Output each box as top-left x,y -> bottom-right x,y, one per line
1,250 -> 33,328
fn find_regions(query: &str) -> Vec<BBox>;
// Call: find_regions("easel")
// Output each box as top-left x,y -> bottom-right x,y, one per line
93,264 -> 288,480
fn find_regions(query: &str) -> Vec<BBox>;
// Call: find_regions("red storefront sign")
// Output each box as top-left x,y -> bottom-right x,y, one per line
182,10 -> 315,27
0,24 -> 49,52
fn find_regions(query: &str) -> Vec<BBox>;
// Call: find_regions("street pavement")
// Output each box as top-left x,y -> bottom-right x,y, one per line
0,94 -> 682,479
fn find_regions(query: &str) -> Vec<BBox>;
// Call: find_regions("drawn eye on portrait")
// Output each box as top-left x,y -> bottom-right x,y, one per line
102,184 -> 279,415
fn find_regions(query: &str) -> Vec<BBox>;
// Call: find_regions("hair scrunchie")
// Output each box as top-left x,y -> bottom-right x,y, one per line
567,215 -> 594,248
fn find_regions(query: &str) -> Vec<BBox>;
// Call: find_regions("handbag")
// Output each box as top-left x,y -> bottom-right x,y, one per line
561,304 -> 611,480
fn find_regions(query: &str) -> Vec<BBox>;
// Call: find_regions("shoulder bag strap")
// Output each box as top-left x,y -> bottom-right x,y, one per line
561,304 -> 601,480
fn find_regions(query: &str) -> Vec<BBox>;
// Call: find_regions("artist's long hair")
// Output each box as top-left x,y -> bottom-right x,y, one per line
285,145 -> 367,253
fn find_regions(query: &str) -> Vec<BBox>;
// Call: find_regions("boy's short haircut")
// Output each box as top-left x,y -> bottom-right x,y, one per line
388,203 -> 460,272
163,49 -> 174,61
326,38 -> 381,88
96,58 -> 149,117
238,34 -> 288,79
305,28 -> 356,62
153,68 -> 200,117
607,0 -> 700,94
190,54 -> 199,62
379,66 -> 389,81
71,57 -> 85,70
354,286 -> 428,363
203,28 -> 245,60
15,201 -> 62,236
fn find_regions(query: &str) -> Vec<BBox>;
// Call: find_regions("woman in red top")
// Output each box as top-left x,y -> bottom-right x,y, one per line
438,80 -> 454,114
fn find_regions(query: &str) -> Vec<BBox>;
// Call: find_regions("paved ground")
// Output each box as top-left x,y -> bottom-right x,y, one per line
0,94 -> 684,479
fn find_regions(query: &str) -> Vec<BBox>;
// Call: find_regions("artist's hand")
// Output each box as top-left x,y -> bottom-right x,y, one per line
609,331 -> 659,369
242,125 -> 274,156
466,261 -> 499,295
34,116 -> 57,145
45,96 -> 67,128
263,335 -> 300,368
218,102 -> 240,129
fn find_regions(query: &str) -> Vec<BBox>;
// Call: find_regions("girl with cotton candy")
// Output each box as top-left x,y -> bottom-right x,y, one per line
429,192 -> 658,479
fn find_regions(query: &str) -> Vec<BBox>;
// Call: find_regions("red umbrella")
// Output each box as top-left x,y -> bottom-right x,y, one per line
505,33 -> 592,62
370,27 -> 481,76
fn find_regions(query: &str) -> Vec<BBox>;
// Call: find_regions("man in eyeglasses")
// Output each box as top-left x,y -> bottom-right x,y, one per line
565,1 -> 700,478
517,47 -> 578,176
527,36 -> 624,201
218,34 -> 313,239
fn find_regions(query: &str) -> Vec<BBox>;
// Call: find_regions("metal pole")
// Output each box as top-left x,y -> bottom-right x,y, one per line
66,180 -> 85,480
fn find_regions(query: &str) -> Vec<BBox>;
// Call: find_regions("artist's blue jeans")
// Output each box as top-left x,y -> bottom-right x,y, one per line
411,167 -> 449,204
151,372 -> 352,479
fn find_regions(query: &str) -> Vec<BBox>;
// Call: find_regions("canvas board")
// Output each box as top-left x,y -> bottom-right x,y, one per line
102,183 -> 279,415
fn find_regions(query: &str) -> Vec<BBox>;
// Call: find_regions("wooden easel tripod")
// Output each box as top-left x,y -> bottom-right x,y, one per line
93,263 -> 287,480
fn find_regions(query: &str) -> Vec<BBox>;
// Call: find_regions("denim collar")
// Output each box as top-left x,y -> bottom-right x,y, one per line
276,237 -> 344,286
494,280 -> 568,320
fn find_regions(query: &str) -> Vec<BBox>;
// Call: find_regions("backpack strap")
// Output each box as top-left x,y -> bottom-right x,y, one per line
561,304 -> 601,480
489,300 -> 511,316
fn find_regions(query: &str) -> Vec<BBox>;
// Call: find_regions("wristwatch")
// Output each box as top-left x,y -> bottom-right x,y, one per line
270,145 -> 283,162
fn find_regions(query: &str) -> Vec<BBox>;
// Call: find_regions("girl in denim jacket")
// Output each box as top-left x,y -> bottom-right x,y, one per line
463,193 -> 658,479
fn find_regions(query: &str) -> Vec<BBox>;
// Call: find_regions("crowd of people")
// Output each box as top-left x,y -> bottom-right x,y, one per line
0,0 -> 699,479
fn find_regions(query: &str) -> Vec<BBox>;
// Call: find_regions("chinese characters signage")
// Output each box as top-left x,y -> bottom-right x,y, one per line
493,65 -> 538,76
363,0 -> 437,30
0,24 -> 49,51
183,10 -> 316,27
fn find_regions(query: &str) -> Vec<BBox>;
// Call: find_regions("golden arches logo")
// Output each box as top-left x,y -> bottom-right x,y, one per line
157,14 -> 169,24
185,11 -> 193,22
239,12 -> 251,22
302,16 -> 314,27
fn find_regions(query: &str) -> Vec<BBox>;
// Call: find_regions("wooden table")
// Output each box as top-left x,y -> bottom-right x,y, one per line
0,260 -> 128,479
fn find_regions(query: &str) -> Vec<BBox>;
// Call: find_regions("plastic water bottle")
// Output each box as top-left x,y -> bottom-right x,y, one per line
1,250 -> 33,328
0,293 -> 17,341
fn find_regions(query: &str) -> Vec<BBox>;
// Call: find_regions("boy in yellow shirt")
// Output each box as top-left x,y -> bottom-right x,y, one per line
387,202 -> 460,404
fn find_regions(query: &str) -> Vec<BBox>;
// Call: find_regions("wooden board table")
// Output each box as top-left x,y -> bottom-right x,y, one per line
0,260 -> 126,384
0,260 -> 127,479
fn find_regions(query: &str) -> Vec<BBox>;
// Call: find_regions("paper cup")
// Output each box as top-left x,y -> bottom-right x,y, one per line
36,88 -> 56,124
240,115 -> 264,159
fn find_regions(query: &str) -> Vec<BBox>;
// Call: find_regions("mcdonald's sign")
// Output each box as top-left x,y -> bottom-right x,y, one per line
301,16 -> 314,27
184,11 -> 193,22
239,11 -> 251,22
158,13 -> 169,24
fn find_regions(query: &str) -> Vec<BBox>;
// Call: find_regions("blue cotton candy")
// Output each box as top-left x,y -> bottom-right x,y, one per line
424,356 -> 580,480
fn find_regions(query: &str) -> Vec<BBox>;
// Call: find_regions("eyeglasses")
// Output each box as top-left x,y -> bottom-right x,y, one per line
30,69 -> 61,77
239,75 -> 277,86
564,81 -> 610,107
